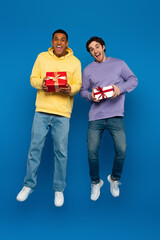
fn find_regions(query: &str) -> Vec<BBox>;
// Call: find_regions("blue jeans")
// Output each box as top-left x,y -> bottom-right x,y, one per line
24,112 -> 70,192
87,117 -> 127,183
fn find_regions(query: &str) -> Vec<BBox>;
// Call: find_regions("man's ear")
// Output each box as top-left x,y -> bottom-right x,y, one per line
102,45 -> 105,51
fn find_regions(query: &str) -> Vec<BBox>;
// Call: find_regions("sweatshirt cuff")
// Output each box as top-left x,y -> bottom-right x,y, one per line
30,78 -> 43,90
69,84 -> 81,96
88,92 -> 92,101
116,83 -> 125,94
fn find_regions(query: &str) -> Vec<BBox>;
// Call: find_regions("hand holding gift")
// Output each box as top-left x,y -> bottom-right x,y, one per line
42,77 -> 49,92
93,85 -> 114,101
44,72 -> 68,92
59,84 -> 71,94
91,89 -> 100,102
111,84 -> 120,98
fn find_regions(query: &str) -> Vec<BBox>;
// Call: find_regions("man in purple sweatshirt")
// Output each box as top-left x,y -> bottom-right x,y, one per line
80,36 -> 138,201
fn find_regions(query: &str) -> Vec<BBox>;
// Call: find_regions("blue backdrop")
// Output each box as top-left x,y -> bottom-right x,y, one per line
0,0 -> 160,239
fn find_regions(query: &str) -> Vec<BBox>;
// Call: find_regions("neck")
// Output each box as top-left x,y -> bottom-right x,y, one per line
53,49 -> 68,58
102,55 -> 107,62
95,55 -> 107,63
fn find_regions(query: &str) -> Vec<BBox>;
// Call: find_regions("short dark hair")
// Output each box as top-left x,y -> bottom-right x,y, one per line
52,29 -> 68,41
86,36 -> 105,52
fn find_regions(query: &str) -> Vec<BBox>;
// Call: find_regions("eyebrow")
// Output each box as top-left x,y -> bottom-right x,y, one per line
89,43 -> 100,50
54,37 -> 66,40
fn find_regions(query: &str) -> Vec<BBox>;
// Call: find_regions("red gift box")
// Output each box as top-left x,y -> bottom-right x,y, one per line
93,86 -> 114,100
45,72 -> 67,92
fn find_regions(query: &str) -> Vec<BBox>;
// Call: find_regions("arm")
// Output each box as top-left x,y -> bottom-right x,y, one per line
69,61 -> 82,96
59,61 -> 82,96
30,55 -> 44,89
117,60 -> 138,94
79,70 -> 92,101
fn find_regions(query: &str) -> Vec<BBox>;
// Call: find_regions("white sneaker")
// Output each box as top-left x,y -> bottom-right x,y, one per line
107,175 -> 121,197
91,180 -> 104,201
54,191 -> 64,207
16,186 -> 32,202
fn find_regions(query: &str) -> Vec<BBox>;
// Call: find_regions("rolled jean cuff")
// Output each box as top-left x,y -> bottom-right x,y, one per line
111,175 -> 120,181
53,185 -> 65,192
91,178 -> 100,184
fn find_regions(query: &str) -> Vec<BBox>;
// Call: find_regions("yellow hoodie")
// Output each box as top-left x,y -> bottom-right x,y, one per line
30,47 -> 82,118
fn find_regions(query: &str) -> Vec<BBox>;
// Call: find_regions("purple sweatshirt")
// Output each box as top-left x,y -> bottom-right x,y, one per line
80,57 -> 138,121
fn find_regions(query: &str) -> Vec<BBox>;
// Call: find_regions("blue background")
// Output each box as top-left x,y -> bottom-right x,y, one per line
0,0 -> 160,239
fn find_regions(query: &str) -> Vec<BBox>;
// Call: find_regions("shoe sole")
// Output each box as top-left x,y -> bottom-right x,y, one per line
16,194 -> 30,202
54,202 -> 64,207
54,199 -> 64,207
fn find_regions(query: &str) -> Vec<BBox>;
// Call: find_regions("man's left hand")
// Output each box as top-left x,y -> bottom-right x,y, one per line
111,84 -> 120,98
59,84 -> 71,94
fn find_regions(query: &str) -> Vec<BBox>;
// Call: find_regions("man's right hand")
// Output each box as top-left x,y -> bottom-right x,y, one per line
42,77 -> 49,92
91,89 -> 100,102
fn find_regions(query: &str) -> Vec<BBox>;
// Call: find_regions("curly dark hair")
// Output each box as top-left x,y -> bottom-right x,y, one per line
86,36 -> 105,52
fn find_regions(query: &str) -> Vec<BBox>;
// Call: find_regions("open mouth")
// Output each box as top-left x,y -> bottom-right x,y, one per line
56,46 -> 62,51
95,53 -> 101,58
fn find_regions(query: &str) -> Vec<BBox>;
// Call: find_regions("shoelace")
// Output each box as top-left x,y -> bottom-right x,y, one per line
22,187 -> 31,193
113,181 -> 121,190
91,183 -> 100,194
55,192 -> 62,198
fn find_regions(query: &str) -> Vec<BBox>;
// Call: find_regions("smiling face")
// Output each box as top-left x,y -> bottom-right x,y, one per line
88,41 -> 106,63
52,33 -> 68,57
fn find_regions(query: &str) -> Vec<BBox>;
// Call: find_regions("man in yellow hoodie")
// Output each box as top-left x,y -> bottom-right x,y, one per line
16,29 -> 82,207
